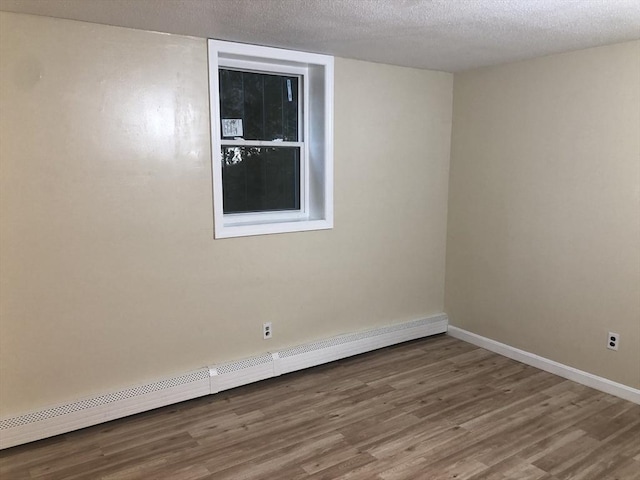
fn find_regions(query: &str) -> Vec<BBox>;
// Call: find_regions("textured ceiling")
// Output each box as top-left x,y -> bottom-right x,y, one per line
1,0 -> 639,72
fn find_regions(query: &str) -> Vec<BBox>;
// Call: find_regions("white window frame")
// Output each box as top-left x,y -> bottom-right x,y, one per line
208,40 -> 334,239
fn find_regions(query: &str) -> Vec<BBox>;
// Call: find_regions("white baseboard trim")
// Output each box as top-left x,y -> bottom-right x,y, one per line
447,326 -> 640,405
0,314 -> 448,450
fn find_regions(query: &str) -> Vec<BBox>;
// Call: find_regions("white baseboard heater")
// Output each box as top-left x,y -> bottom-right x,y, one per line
0,314 -> 448,449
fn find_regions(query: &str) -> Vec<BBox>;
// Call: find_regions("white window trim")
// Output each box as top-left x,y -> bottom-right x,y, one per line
208,40 -> 334,239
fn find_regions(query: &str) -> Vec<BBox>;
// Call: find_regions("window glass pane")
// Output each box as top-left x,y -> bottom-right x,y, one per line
263,75 -> 283,141
221,147 -> 300,214
219,69 -> 299,141
219,69 -> 243,120
243,71 -> 264,140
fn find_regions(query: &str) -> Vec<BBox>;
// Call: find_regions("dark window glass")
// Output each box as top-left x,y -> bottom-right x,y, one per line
219,69 -> 299,141
221,147 -> 300,214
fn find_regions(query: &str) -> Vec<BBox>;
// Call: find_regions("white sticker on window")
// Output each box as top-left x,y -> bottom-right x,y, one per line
222,119 -> 243,137
287,79 -> 292,102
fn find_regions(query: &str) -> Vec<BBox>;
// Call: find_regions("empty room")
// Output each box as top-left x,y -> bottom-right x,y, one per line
0,0 -> 639,478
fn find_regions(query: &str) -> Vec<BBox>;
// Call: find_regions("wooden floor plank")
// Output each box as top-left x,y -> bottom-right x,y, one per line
1,335 -> 638,479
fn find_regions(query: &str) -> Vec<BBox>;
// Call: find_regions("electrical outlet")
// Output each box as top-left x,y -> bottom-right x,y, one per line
263,322 -> 272,340
607,332 -> 619,351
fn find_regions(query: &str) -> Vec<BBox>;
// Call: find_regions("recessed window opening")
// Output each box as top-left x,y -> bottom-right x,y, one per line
209,40 -> 334,239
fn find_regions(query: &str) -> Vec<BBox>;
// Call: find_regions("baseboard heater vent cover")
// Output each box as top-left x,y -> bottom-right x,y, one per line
276,315 -> 448,375
0,314 -> 447,449
210,353 -> 275,393
0,369 -> 211,449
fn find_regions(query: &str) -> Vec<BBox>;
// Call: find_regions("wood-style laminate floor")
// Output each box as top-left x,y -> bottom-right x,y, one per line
1,335 -> 639,480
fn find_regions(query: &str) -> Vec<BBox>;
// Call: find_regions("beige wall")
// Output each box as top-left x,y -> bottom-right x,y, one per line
446,41 -> 640,388
0,12 -> 453,417
4,10 -> 635,422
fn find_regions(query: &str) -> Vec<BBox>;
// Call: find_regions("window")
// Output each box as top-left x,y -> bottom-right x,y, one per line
208,40 -> 334,238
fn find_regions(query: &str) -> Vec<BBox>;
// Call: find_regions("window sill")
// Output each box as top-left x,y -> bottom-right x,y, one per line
215,218 -> 333,239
